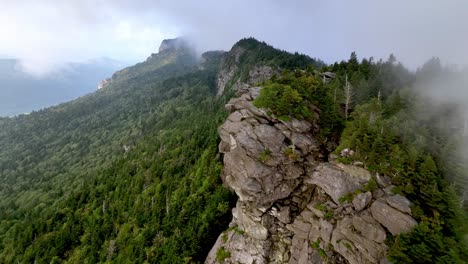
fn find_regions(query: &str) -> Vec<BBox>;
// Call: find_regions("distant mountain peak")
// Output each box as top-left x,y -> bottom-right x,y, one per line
158,37 -> 189,53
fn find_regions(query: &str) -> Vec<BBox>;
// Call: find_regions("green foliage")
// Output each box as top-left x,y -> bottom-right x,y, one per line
253,70 -> 343,140
230,38 -> 324,83
363,178 -> 378,192
284,147 -> 299,161
254,79 -> 312,120
258,148 -> 272,162
215,247 -> 231,262
221,232 -> 228,243
334,78 -> 468,261
342,242 -> 353,251
324,211 -> 334,220
339,193 -> 354,204
314,203 -> 327,212
0,47 -> 236,263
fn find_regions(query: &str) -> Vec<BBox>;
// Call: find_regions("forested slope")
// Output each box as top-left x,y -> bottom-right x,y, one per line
0,38 -> 324,263
0,37 -> 466,263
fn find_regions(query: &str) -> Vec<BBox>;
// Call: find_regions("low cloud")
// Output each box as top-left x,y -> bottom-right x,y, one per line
1,0 -> 468,76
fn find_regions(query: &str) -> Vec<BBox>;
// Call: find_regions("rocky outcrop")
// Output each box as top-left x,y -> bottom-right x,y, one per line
158,37 -> 188,53
98,78 -> 111,90
207,81 -> 417,264
216,44 -> 278,96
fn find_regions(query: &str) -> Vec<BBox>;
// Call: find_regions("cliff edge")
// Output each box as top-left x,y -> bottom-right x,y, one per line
206,79 -> 417,264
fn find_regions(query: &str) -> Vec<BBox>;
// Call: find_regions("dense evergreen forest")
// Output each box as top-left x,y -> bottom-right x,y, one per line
0,38 -> 466,263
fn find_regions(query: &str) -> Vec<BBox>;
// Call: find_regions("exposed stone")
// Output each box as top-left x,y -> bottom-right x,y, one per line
233,206 -> 268,240
278,206 -> 292,224
97,78 -> 111,90
375,173 -> 392,187
352,215 -> 387,243
320,219 -> 334,244
353,192 -> 372,212
307,204 -> 325,218
247,65 -> 277,85
332,217 -> 388,264
372,189 -> 385,199
386,195 -> 412,214
383,185 -> 396,195
335,163 -> 372,183
158,37 -> 189,53
207,70 -> 418,264
305,163 -> 362,204
371,200 -> 417,235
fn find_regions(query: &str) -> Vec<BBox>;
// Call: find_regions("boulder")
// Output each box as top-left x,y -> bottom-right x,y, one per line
353,192 -> 372,212
386,195 -> 412,214
305,163 -> 362,204
278,206 -> 292,224
352,215 -> 386,243
370,200 -> 417,235
233,206 -> 268,240
335,163 -> 372,183
331,217 -> 387,264
375,173 -> 392,187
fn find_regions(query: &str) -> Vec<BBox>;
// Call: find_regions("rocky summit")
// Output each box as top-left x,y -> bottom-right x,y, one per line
205,69 -> 418,264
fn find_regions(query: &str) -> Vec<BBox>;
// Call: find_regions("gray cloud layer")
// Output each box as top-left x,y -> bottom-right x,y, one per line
1,0 -> 468,75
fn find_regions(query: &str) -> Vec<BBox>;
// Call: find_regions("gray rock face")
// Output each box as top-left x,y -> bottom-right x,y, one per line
386,195 -> 412,214
331,217 -> 388,264
206,79 -> 417,264
371,200 -> 417,235
158,37 -> 189,53
218,86 -> 316,207
375,173 -> 392,187
305,163 -> 362,204
353,192 -> 372,212
352,215 -> 387,243
216,48 -> 277,96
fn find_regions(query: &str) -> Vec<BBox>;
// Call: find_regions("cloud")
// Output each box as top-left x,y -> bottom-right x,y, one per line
1,0 -> 468,76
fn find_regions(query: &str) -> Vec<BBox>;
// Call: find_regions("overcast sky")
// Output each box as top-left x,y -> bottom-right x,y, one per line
1,0 -> 468,76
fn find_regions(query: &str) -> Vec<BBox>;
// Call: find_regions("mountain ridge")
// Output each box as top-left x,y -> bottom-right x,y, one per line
0,37 -> 466,263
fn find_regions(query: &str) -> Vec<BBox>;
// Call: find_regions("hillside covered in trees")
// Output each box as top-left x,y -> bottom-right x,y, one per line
0,38 -> 466,263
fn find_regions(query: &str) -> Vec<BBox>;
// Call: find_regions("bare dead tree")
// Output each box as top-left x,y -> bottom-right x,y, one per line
344,74 -> 354,120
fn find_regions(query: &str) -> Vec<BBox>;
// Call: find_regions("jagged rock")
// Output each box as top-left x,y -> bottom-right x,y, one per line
290,236 -> 312,264
352,215 -> 386,243
158,37 -> 188,53
247,66 -> 277,85
383,185 -> 396,195
331,217 -> 388,264
98,78 -> 111,90
290,132 -> 319,155
207,71 -> 418,264
216,46 -> 244,96
334,163 -> 372,183
386,195 -> 412,214
370,200 -> 417,235
214,229 -> 270,264
372,189 -> 385,199
320,219 -> 334,244
278,206 -> 291,224
375,173 -> 392,187
305,163 -> 362,204
281,118 -> 313,133
307,204 -> 325,218
233,205 -> 268,240
353,192 -> 372,212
